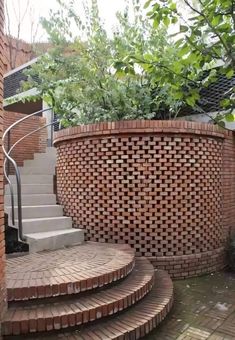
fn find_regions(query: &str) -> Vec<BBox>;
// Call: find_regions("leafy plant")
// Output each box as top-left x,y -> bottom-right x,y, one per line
126,0 -> 235,126
23,0 -> 180,126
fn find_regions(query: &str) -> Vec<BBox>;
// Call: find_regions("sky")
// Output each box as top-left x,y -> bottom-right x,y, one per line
5,0 -> 137,42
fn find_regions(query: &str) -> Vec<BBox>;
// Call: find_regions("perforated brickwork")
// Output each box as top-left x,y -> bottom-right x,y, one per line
55,120 -> 235,277
0,0 -> 6,333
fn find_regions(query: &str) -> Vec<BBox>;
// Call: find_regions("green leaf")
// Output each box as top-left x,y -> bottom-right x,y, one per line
185,97 -> 195,107
114,61 -> 126,70
220,98 -> 231,108
226,69 -> 234,79
225,113 -> 235,122
144,0 -> 152,9
178,45 -> 190,57
180,25 -> 188,33
211,15 -> 221,26
163,16 -> 170,26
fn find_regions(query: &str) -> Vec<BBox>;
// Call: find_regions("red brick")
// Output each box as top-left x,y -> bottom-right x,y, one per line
3,111 -> 47,173
54,121 -> 235,278
0,1 -> 6,337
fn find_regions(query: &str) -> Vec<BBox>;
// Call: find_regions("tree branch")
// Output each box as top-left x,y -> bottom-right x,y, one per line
183,0 -> 233,61
132,56 -> 200,86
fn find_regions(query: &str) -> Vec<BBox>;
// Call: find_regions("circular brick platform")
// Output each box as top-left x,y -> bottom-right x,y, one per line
8,270 -> 173,340
6,243 -> 135,301
3,258 -> 154,336
3,244 -> 174,340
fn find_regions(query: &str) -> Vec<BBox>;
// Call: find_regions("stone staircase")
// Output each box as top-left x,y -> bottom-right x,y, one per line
2,243 -> 173,339
4,147 -> 84,253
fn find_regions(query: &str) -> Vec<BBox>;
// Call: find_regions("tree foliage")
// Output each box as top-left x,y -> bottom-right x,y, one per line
23,0 -> 179,126
131,0 -> 235,125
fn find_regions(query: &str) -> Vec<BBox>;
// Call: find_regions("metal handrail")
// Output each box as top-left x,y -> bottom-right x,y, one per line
2,107 -> 56,242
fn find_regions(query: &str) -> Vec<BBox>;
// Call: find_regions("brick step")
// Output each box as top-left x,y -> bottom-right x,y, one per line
3,270 -> 173,340
2,258 -> 154,336
6,243 -> 135,302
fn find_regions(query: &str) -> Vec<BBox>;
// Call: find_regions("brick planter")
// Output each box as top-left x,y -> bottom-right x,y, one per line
54,120 -> 235,278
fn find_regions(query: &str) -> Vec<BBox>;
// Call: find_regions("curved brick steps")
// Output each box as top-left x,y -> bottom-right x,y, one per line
6,243 -> 135,302
3,270 -> 173,340
2,258 -> 154,336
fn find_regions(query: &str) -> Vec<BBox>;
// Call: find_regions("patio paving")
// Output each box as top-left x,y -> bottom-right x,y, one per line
145,270 -> 235,340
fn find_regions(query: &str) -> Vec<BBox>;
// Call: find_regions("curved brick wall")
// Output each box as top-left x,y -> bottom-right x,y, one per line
54,120 -> 235,278
0,0 -> 6,331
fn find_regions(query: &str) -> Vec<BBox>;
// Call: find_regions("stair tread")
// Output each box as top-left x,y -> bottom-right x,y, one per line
5,205 -> 63,209
26,228 -> 83,238
21,216 -> 71,222
6,243 -> 135,301
5,194 -> 56,197
3,258 -> 154,335
3,270 -> 173,339
76,270 -> 173,340
6,185 -> 53,187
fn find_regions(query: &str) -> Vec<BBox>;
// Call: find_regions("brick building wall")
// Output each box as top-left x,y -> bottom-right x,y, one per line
3,36 -> 35,74
54,120 -> 235,278
3,111 -> 47,172
0,0 -> 6,334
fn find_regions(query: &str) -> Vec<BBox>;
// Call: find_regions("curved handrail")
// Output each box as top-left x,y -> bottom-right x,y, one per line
2,107 -> 55,242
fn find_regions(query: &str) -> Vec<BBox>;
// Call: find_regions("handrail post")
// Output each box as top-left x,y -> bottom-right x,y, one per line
50,109 -> 54,147
15,166 -> 24,242
7,130 -> 10,177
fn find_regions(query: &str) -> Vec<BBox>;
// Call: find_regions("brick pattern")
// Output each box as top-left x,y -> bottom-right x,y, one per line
6,242 -> 135,302
145,271 -> 235,340
22,270 -> 173,340
3,110 -> 47,173
3,257 -> 154,336
222,135 -> 235,239
3,243 -> 174,339
149,247 -> 226,279
54,120 -> 233,277
0,0 -> 6,335
3,36 -> 34,74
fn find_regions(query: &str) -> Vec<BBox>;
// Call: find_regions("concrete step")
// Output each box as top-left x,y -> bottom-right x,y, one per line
45,147 -> 57,156
31,153 -> 57,164
24,158 -> 56,168
8,174 -> 54,185
19,165 -> 55,175
18,216 -> 72,234
5,194 -> 56,206
5,184 -> 54,195
34,148 -> 57,159
5,205 -> 64,219
25,228 -> 84,253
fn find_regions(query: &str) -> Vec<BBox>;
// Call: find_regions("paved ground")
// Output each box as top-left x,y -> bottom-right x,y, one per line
145,270 -> 235,340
